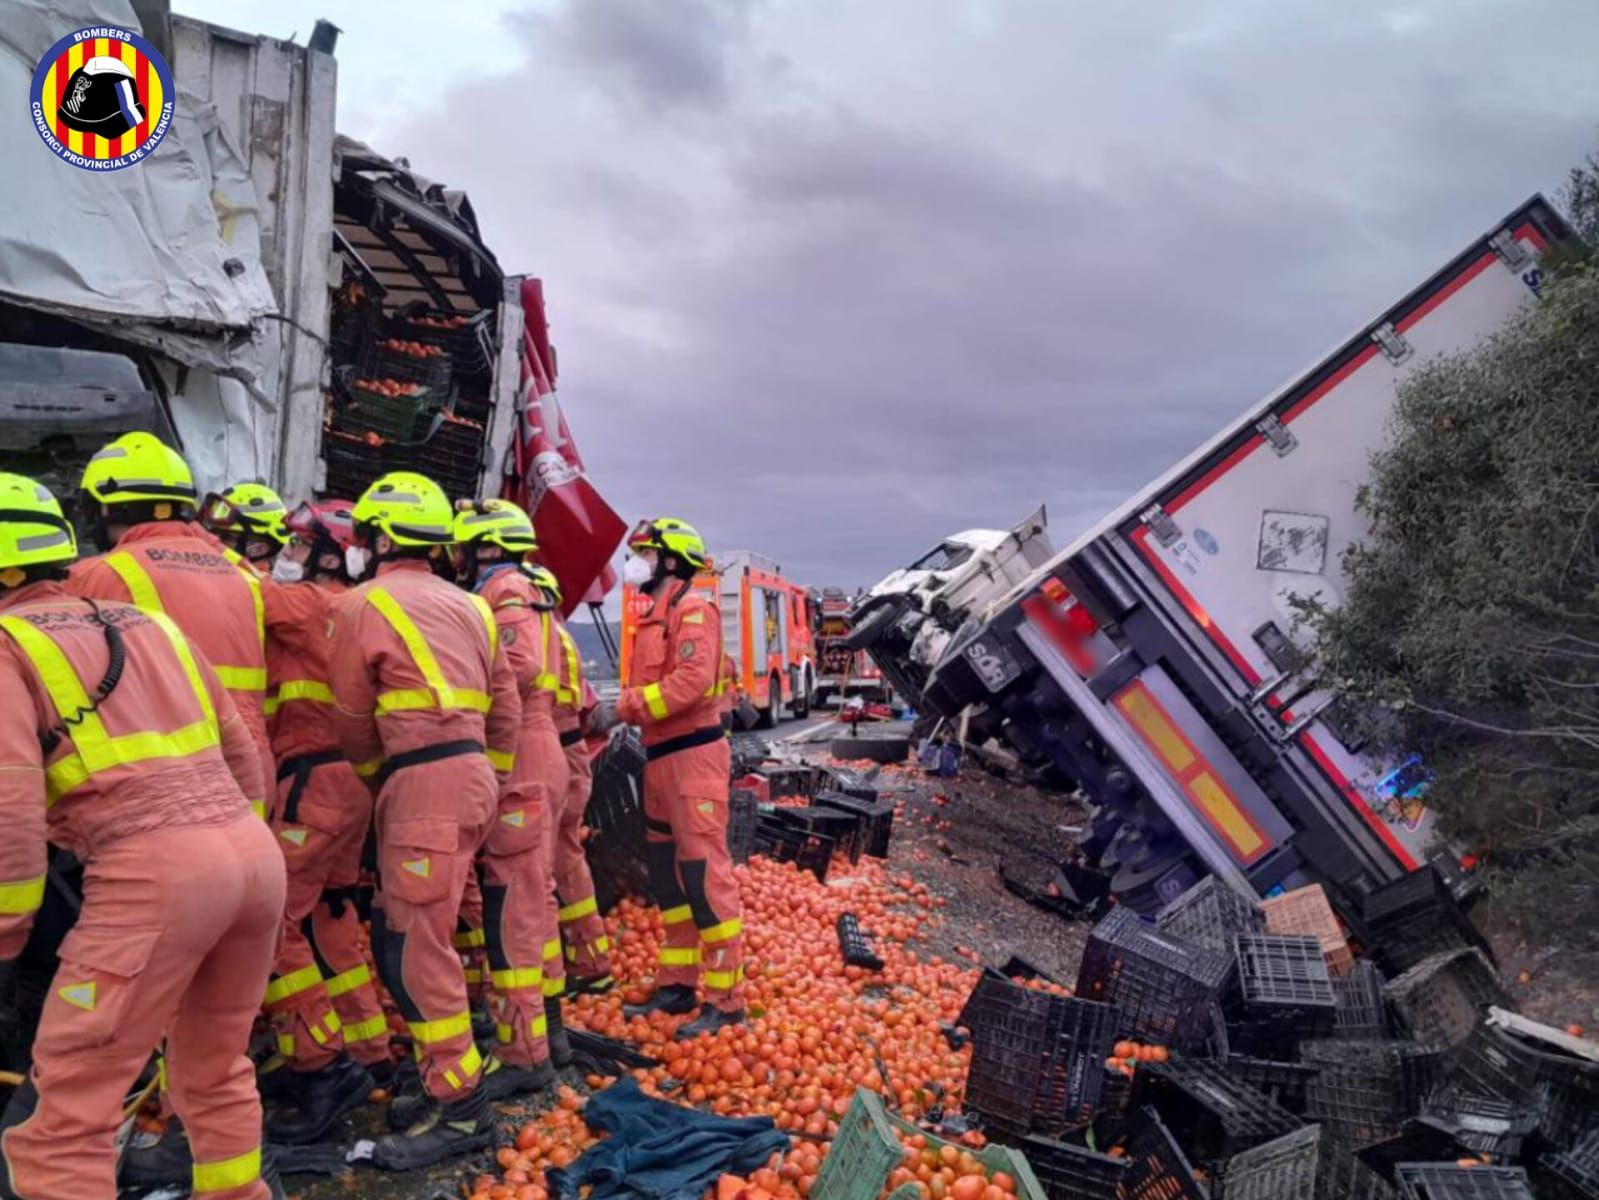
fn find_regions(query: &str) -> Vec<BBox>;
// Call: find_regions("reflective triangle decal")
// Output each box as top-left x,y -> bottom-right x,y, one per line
500,810 -> 526,827
59,982 -> 96,1011
280,828 -> 309,847
402,858 -> 431,877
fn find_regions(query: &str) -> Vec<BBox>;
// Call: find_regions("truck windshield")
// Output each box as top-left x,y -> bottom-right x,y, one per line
909,542 -> 973,572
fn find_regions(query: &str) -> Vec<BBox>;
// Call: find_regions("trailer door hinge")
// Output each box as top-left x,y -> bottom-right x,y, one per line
1489,228 -> 1530,270
1140,504 -> 1182,548
1255,413 -> 1297,457
1371,322 -> 1413,366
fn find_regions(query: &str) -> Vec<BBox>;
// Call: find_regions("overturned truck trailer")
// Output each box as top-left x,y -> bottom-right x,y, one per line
925,196 -> 1571,914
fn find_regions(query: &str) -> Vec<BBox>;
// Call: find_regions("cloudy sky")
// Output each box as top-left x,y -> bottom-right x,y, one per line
191,0 -> 1598,592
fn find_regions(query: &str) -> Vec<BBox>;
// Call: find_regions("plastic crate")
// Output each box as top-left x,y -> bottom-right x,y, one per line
1139,1054 -> 1303,1164
393,307 -> 497,380
820,765 -> 881,802
760,764 -> 820,800
1234,934 -> 1338,1010
1418,1088 -> 1539,1161
1445,1010 -> 1599,1145
1302,1039 -> 1443,1148
836,913 -> 884,972
753,814 -> 834,882
1385,950 -> 1511,1052
1017,1134 -> 1127,1200
1539,1125 -> 1599,1200
1225,1124 -> 1398,1200
1393,1164 -> 1536,1199
583,731 -> 649,912
340,378 -> 446,441
773,806 -> 863,863
368,337 -> 453,389
727,789 -> 759,865
961,973 -> 1121,1140
1156,876 -> 1266,953
1333,961 -> 1393,1040
815,790 -> 896,858
1119,1107 -> 1210,1200
1075,907 -> 1235,1051
812,1089 -> 1045,1200
1261,885 -> 1355,977
1226,1056 -> 1321,1115
1363,866 -> 1483,976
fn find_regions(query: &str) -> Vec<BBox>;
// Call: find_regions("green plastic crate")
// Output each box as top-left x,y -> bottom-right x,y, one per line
812,1089 -> 1046,1200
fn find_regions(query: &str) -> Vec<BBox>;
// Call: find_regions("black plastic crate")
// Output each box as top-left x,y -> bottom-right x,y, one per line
1302,1039 -> 1444,1148
367,337 -> 453,389
1075,906 -> 1235,1051
961,973 -> 1121,1140
815,790 -> 896,858
1226,1056 -> 1321,1115
339,378 -> 447,442
835,913 -> 884,972
1221,1124 -> 1396,1200
1139,1054 -> 1303,1164
1393,1163 -> 1536,1199
583,730 -> 649,912
819,766 -> 881,802
1385,949 -> 1512,1052
1539,1125 -> 1599,1200
1018,1134 -> 1127,1200
393,306 -> 497,380
1445,1013 -> 1599,1145
1235,935 -> 1338,1011
759,764 -> 820,800
773,806 -> 862,863
727,789 -> 759,865
753,814 -> 833,882
1156,876 -> 1266,953
1119,1108 -> 1210,1200
1334,961 -> 1393,1040
1363,865 -> 1485,976
1416,1087 -> 1539,1161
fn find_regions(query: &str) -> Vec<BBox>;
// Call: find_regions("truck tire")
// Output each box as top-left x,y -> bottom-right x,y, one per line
793,669 -> 812,719
844,600 -> 900,652
830,734 -> 910,764
758,674 -> 783,729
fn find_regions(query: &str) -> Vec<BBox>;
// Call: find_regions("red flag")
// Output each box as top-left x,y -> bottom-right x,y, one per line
503,278 -> 626,615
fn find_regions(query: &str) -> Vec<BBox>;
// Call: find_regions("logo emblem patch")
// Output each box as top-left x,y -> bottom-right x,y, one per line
29,25 -> 175,170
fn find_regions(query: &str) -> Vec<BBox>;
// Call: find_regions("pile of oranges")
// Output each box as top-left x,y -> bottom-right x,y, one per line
379,337 -> 446,359
1103,1039 -> 1169,1079
883,1135 -> 1020,1200
351,377 -> 426,398
466,854 -> 993,1200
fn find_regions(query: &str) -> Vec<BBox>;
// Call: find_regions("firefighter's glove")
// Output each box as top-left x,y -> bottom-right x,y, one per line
587,700 -> 622,737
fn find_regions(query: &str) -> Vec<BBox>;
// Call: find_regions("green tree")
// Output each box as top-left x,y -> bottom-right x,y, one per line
1306,157 -> 1599,952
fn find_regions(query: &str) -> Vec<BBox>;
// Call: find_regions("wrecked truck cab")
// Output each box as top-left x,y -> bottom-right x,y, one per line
845,507 -> 1052,711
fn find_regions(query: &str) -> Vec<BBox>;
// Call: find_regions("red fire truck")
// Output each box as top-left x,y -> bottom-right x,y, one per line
814,588 -> 889,707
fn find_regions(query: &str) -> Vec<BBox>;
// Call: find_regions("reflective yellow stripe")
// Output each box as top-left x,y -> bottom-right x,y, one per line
531,1014 -> 549,1038
659,947 -> 702,966
541,938 -> 563,961
409,1011 -> 472,1045
661,905 -> 694,926
443,1042 -> 485,1091
106,551 -> 162,611
262,695 -> 280,717
192,1146 -> 261,1193
273,679 -> 335,707
214,665 -> 268,692
0,875 -> 45,915
344,1014 -> 390,1044
453,927 -> 486,950
110,553 -> 266,693
367,587 -> 486,713
375,686 -> 493,714
486,747 -> 515,772
495,1017 -> 549,1043
276,1033 -> 295,1057
469,593 -> 499,663
641,682 -> 669,720
541,976 -> 566,998
531,611 -> 560,694
701,918 -> 743,944
263,964 -> 324,1006
559,627 -> 581,706
491,967 -> 543,990
595,936 -> 612,954
1,610 -> 219,804
353,756 -> 383,778
559,896 -> 598,922
250,799 -> 266,820
704,967 -> 744,991
463,967 -> 483,984
308,1009 -> 342,1045
324,964 -> 371,998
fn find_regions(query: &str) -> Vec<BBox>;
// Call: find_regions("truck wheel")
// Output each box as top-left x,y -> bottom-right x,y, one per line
830,734 -> 910,764
793,671 -> 812,719
758,675 -> 783,729
844,600 -> 899,652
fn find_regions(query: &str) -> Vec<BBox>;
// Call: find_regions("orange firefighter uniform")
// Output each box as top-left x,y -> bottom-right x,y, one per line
329,559 -> 521,1107
260,576 -> 390,1076
551,615 -> 613,987
0,553 -> 282,1196
617,580 -> 743,1013
67,522 -> 275,810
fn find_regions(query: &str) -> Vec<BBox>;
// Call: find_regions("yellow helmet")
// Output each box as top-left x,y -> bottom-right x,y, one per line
204,481 -> 290,546
80,432 -> 196,507
627,517 -> 707,571
0,473 -> 78,572
351,471 -> 455,546
521,563 -> 563,607
453,498 -> 538,554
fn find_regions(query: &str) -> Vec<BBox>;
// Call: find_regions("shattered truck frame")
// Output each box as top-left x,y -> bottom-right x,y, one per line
924,197 -> 1572,913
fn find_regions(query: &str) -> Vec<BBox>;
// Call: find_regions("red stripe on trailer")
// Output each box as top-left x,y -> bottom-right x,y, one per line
1301,733 -> 1418,871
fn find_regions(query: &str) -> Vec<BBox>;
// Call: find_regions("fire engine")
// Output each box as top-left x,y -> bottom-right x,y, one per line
620,550 -> 817,728
814,588 -> 890,707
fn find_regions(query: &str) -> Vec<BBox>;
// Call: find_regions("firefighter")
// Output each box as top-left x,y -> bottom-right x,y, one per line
254,501 -> 392,1144
201,482 -> 291,574
0,473 -> 284,1200
451,500 -> 568,1088
592,518 -> 744,1039
328,472 -> 523,1169
68,434 -> 275,808
525,564 -> 615,995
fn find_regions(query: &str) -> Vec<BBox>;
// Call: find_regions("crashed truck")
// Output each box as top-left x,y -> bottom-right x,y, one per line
917,197 -> 1572,915
0,1 -> 624,1068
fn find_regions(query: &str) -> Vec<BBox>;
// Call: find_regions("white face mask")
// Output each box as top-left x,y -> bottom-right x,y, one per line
344,546 -> 371,581
622,555 -> 653,587
270,556 -> 305,584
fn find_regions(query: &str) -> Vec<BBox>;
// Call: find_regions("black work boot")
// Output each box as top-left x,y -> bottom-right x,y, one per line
117,1118 -> 192,1190
676,1006 -> 746,1041
477,1054 -> 556,1102
545,996 -> 573,1068
622,984 -> 697,1019
364,1057 -> 397,1090
256,1053 -> 305,1106
371,1086 -> 492,1171
383,1061 -> 427,1131
265,1057 -> 373,1144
